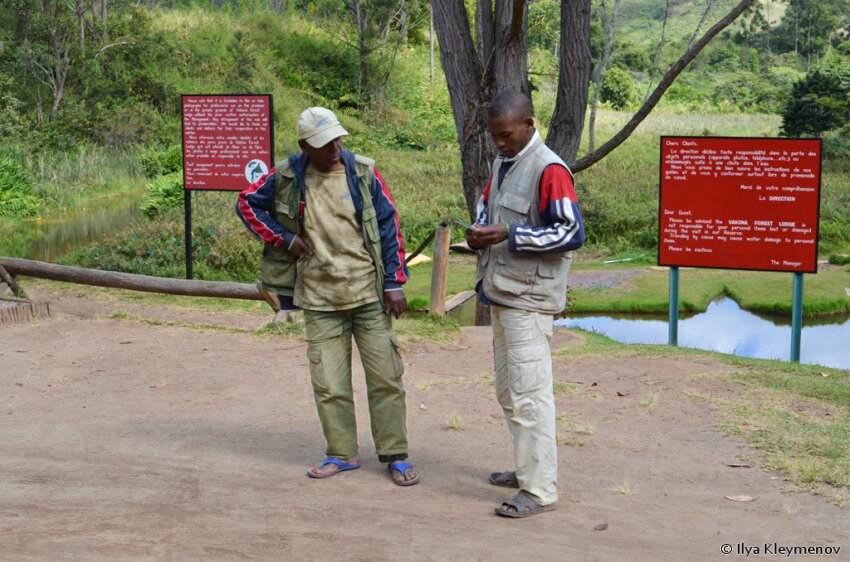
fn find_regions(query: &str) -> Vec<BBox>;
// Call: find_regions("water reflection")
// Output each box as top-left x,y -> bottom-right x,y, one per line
555,298 -> 850,370
0,191 -> 142,261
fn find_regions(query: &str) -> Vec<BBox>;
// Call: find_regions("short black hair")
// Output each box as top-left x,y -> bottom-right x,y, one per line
487,90 -> 534,120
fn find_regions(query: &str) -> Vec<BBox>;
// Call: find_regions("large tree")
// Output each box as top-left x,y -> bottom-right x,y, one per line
431,0 -> 756,218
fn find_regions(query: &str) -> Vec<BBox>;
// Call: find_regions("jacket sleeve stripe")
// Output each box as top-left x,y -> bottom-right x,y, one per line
509,165 -> 585,253
373,168 -> 408,285
235,167 -> 288,247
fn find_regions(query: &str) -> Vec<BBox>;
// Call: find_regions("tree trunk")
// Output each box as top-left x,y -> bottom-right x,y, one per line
493,0 -> 529,95
76,0 -> 86,56
431,0 -> 494,219
476,0 -> 494,66
546,0 -> 592,165
399,0 -> 408,51
429,4 -> 434,81
588,0 -> 621,154
0,257 -> 264,302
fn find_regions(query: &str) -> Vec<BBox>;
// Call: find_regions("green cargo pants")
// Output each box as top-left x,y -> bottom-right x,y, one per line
304,300 -> 408,460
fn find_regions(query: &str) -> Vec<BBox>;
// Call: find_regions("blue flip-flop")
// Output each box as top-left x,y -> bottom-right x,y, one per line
388,461 -> 420,486
306,457 -> 361,479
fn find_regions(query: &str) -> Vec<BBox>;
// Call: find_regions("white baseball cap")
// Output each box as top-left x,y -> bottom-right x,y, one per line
297,107 -> 349,148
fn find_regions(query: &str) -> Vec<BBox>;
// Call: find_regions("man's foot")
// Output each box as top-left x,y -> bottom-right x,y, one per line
388,460 -> 420,486
306,456 -> 360,479
495,490 -> 556,518
488,470 -> 519,488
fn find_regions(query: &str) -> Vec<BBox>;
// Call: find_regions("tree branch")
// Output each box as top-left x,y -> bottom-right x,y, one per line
571,0 -> 755,172
94,40 -> 131,58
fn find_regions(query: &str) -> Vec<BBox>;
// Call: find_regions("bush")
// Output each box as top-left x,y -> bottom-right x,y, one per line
781,70 -> 849,137
0,155 -> 43,218
139,144 -> 183,178
600,67 -> 636,110
140,172 -> 184,218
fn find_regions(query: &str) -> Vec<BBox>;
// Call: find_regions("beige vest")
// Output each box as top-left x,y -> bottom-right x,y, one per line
476,135 -> 573,314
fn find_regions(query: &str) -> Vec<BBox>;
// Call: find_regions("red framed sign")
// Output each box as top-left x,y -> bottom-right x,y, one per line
658,136 -> 821,273
181,94 -> 274,191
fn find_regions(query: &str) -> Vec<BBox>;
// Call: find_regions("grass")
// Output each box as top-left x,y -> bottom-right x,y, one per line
445,414 -> 465,431
563,327 -> 850,504
642,393 -> 659,407
567,260 -> 850,316
105,310 -> 249,333
613,477 -> 633,495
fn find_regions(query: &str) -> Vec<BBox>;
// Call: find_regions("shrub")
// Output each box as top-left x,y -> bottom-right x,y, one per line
0,155 -> 43,218
140,172 -> 184,218
600,67 -> 636,110
781,70 -> 849,137
139,144 -> 183,178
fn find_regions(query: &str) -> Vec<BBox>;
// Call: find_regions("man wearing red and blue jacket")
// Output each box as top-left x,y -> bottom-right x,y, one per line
236,107 -> 418,486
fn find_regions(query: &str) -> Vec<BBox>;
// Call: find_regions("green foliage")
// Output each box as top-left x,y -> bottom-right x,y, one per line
528,0 -> 560,53
781,69 -> 849,137
0,154 -> 44,218
64,190 -> 261,281
140,172 -> 184,218
600,67 -> 636,110
611,41 -> 652,74
139,145 -> 184,178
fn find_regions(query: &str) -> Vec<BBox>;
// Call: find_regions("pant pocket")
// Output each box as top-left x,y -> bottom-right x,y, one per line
389,335 -> 405,378
307,346 -> 328,392
506,343 -> 546,394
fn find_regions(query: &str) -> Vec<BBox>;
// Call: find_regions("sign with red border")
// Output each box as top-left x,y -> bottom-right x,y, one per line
181,94 -> 273,191
658,136 -> 821,273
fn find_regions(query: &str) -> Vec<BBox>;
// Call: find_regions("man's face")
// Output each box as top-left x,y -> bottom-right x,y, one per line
300,137 -> 344,172
488,112 -> 534,158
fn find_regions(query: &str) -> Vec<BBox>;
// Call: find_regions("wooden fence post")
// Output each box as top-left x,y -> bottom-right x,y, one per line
429,225 -> 451,315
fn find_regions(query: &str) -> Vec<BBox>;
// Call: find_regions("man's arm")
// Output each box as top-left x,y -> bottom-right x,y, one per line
508,164 -> 585,254
235,168 -> 296,249
371,167 -> 409,318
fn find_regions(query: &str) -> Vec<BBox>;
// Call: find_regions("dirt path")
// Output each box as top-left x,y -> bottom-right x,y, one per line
1,288 -> 848,561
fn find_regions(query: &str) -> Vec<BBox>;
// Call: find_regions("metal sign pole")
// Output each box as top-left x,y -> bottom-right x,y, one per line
184,190 -> 193,280
790,272 -> 803,362
668,266 -> 679,346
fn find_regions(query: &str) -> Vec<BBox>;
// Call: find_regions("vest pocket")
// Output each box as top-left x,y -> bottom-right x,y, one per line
360,205 -> 380,244
530,259 -> 557,301
491,254 -> 535,296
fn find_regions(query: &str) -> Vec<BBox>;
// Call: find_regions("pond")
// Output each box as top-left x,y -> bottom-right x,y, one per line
0,191 -> 143,261
555,297 -> 850,371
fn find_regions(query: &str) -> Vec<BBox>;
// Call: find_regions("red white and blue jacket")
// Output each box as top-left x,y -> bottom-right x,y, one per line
236,150 -> 409,291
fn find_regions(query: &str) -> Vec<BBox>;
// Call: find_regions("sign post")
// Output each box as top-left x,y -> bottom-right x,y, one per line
658,136 -> 822,362
181,94 -> 274,279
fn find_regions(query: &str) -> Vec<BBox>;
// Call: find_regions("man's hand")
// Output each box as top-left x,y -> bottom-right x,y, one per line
384,289 -> 407,319
288,235 -> 314,258
465,223 -> 508,248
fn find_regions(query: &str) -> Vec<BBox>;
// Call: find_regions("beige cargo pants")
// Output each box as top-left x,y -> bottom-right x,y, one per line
491,305 -> 558,506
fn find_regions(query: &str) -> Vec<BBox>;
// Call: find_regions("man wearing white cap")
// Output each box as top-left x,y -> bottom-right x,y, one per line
237,107 -> 418,486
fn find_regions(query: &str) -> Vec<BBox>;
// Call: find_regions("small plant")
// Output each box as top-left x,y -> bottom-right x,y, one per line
613,477 -> 632,495
445,413 -> 464,430
642,393 -> 658,407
